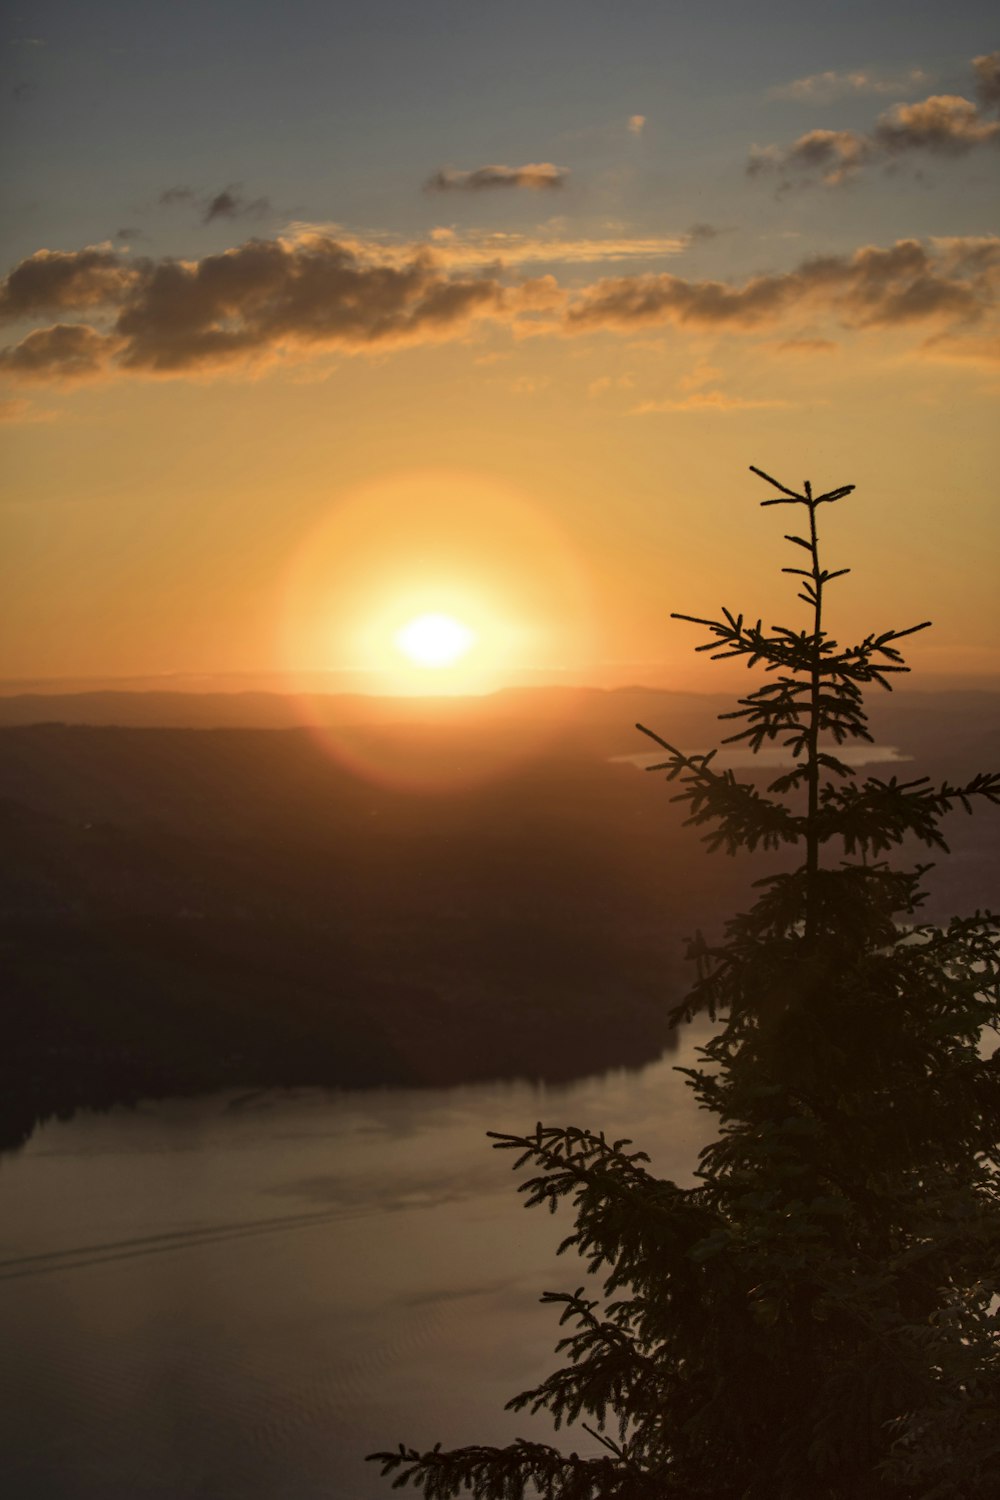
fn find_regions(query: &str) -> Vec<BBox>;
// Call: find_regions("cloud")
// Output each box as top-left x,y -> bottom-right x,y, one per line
0,323 -> 116,381
874,94 -> 1000,154
749,128 -> 872,187
1,231 -> 996,384
677,363 -> 721,393
0,233 -> 512,379
751,57 -> 1000,186
416,226 -> 688,269
634,391 -> 794,413
201,186 -> 272,223
686,222 -> 733,244
973,51 -> 1000,112
768,67 -> 929,104
160,184 -> 272,222
159,186 -> 195,207
509,374 -> 550,395
563,237 -> 1000,336
628,115 -> 646,136
587,373 -> 634,398
919,331 -> 1000,366
0,246 -> 142,321
773,337 -> 839,355
118,236 -> 511,372
0,396 -> 56,423
424,163 -> 568,192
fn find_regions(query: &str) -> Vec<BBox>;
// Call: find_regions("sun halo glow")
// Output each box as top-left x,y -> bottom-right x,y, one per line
279,469 -> 596,788
394,612 -> 477,669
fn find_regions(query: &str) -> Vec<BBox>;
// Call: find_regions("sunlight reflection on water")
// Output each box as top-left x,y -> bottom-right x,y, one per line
0,1020 -> 717,1500
613,743 -> 912,770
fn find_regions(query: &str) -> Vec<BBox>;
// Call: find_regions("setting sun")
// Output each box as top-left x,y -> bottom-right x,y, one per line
279,469 -> 594,712
394,612 -> 477,669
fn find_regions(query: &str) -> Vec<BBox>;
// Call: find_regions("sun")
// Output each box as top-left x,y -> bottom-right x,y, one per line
394,612 -> 478,669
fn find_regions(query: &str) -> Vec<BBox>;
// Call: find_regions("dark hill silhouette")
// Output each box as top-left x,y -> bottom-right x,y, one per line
0,724 -> 715,1150
1,690 -> 996,1152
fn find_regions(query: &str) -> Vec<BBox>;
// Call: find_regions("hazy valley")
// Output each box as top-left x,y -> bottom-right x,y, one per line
2,684 -> 997,1153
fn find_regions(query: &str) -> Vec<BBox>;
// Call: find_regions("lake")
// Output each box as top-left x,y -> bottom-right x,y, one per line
614,743 -> 912,771
0,1020 -> 716,1500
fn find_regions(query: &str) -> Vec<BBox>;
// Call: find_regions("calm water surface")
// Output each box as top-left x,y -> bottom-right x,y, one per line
0,1021 -> 716,1499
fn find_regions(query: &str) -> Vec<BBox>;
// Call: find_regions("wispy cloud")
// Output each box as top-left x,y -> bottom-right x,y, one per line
159,186 -> 195,208
685,222 -> 734,245
424,163 -> 568,192
768,66 -> 929,104
202,186 -> 272,223
772,337 -> 839,356
634,391 -> 794,413
587,373 -> 634,398
420,225 -> 690,268
919,331 -> 1000,366
509,373 -> 551,395
0,396 -> 56,423
1,232 -> 996,383
160,184 -> 273,223
749,128 -> 873,187
751,55 -> 1000,186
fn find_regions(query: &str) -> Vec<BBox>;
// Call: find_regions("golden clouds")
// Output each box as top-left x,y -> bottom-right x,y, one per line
973,51 -> 1000,111
0,396 -> 55,423
564,239 -> 1000,335
634,391 -> 793,413
875,95 -> 1000,154
1,232 -> 997,384
0,246 -> 142,320
767,67 -> 930,105
752,54 -> 1000,187
420,227 -> 689,269
0,235 -> 510,378
0,323 -> 115,381
749,129 -> 873,188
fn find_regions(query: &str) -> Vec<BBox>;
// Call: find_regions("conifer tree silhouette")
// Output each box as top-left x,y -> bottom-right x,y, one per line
370,467 -> 1000,1498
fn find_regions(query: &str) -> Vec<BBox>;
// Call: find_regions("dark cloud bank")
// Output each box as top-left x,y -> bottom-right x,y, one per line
1,231 -> 997,382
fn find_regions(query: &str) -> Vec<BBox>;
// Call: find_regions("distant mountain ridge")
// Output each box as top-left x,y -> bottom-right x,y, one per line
1,695 -> 996,1151
0,682 -> 997,761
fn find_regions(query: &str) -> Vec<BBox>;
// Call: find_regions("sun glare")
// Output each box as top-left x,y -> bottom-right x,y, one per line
395,612 -> 477,669
281,470 -> 593,704
280,469 -> 596,782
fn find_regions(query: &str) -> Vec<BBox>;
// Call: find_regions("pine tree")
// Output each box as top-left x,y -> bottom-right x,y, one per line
370,467 -> 1000,1499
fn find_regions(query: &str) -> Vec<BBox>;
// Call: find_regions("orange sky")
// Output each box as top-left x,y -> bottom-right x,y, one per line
2,12 -> 997,692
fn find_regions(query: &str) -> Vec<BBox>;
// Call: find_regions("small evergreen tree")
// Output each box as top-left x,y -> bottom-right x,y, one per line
370,468 -> 1000,1498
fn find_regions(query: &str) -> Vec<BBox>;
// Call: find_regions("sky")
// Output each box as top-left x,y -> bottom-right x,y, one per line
1,0 -> 997,693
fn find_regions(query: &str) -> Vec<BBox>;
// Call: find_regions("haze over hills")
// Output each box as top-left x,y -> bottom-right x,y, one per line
0,681 -> 721,735
2,685 -> 997,1153
1,677 -> 998,751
